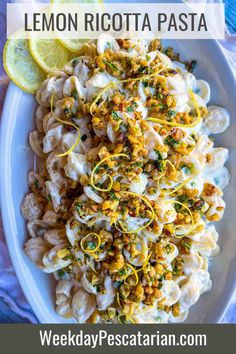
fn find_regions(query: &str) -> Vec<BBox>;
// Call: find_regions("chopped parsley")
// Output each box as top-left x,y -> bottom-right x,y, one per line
114,281 -> 122,288
186,59 -> 197,73
142,80 -> 149,88
138,66 -> 148,73
71,89 -> 78,100
121,203 -> 127,215
34,179 -> 40,189
164,136 -> 180,149
109,191 -> 119,200
58,269 -> 67,279
174,195 -> 189,211
183,242 -> 191,250
103,60 -> 118,71
172,265 -> 178,275
127,106 -> 134,113
118,268 -> 126,276
133,161 -> 143,168
72,59 -> 79,68
180,163 -> 194,175
75,203 -> 83,215
81,134 -> 87,142
126,101 -> 138,113
153,151 -> 165,172
158,281 -> 163,289
111,111 -> 119,120
102,164 -> 109,170
181,165 -> 191,175
95,285 -> 101,292
86,241 -> 97,250
64,107 -> 70,114
168,109 -> 176,118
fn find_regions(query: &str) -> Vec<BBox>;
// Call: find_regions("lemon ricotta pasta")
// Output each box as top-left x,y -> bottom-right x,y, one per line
22,34 -> 230,324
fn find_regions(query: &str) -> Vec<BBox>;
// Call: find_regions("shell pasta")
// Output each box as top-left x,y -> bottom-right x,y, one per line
21,34 -> 230,323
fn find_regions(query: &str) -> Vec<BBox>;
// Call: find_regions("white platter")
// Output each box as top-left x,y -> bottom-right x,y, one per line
1,38 -> 236,323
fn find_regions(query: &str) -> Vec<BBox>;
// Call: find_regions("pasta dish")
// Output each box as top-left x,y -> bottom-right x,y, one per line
21,34 -> 230,323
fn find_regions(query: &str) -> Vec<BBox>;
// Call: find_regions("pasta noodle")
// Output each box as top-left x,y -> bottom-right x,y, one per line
22,33 -> 230,324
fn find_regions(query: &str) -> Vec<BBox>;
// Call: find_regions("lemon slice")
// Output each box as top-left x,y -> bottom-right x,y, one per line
57,38 -> 88,53
3,38 -> 46,94
50,0 -> 103,52
29,38 -> 73,73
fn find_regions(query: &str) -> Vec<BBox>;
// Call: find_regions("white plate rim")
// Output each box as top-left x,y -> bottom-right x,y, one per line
1,38 -> 236,324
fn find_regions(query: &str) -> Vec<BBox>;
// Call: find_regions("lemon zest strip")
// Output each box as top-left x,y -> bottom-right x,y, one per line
80,233 -> 101,253
165,159 -> 176,171
136,252 -> 152,273
89,82 -> 116,115
161,177 -> 192,196
116,292 -> 121,307
147,116 -> 201,128
90,153 -> 128,192
115,191 -> 155,234
124,263 -> 139,286
165,199 -> 194,238
50,94 -> 80,158
120,69 -> 164,84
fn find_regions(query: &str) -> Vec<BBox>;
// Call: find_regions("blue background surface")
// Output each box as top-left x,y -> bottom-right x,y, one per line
225,0 -> 236,33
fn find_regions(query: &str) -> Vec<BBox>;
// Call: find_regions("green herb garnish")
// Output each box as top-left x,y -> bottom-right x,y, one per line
71,89 -> 78,100
103,60 -> 118,71
34,179 -> 40,189
126,101 -> 138,113
81,134 -> 87,142
186,59 -> 197,73
168,110 -> 176,118
111,111 -> 119,120
165,136 -> 180,149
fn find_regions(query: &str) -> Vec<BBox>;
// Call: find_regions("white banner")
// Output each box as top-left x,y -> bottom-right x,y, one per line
7,3 -> 225,40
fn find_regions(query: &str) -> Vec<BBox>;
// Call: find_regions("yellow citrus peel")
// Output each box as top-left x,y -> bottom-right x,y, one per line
124,263 -> 139,286
137,252 -> 152,273
161,177 -> 192,196
147,116 -> 201,128
115,191 -> 155,234
50,94 -> 80,157
90,153 -> 128,192
89,81 -> 117,115
116,292 -> 121,307
80,233 -> 101,253
165,199 -> 194,238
